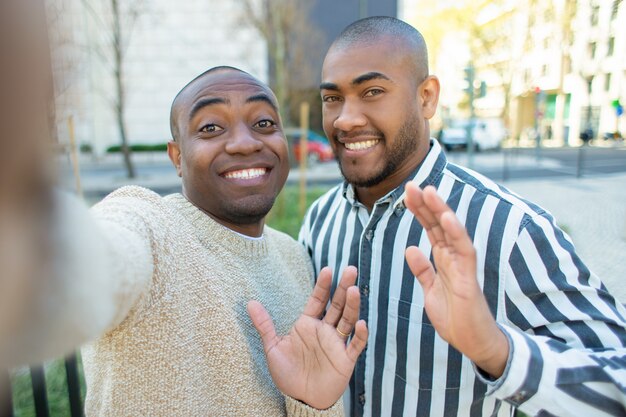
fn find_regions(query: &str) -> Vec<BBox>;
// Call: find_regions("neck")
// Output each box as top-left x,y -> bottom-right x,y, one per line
183,193 -> 265,238
355,140 -> 429,211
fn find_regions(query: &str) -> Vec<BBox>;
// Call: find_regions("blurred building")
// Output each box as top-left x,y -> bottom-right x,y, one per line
52,0 -> 399,157
510,0 -> 625,145
53,0 -> 269,156
308,0 -> 398,86
409,0 -> 625,146
568,0 -> 625,144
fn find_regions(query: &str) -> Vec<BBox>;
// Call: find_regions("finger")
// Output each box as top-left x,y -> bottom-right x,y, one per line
405,246 -> 436,290
405,183 -> 446,246
323,265 -> 358,326
247,300 -> 279,353
439,211 -> 475,259
335,285 -> 360,337
346,320 -> 368,362
302,267 -> 333,318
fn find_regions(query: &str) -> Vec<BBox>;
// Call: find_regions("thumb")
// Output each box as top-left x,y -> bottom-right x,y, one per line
247,300 -> 279,353
405,246 -> 436,290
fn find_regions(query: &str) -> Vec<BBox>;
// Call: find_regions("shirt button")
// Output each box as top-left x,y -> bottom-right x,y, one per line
358,393 -> 366,405
510,390 -> 527,404
361,284 -> 369,296
365,230 -> 373,241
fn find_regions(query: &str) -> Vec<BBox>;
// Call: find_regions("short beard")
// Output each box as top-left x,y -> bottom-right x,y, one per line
339,116 -> 419,188
220,195 -> 276,225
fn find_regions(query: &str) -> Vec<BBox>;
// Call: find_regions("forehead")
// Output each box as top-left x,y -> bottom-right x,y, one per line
321,38 -> 411,85
180,71 -> 276,112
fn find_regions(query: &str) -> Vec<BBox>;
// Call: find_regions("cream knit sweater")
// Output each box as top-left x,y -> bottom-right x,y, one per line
80,186 -> 343,416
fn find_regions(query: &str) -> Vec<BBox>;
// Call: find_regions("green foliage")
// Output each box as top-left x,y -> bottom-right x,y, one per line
266,185 -> 332,238
11,355 -> 85,417
106,143 -> 168,153
79,143 -> 93,153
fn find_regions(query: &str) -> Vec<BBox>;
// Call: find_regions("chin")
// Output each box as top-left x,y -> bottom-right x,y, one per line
339,163 -> 387,188
225,195 -> 276,225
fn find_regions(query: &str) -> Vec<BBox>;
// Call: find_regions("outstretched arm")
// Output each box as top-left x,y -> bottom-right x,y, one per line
403,182 -> 509,377
248,265 -> 367,410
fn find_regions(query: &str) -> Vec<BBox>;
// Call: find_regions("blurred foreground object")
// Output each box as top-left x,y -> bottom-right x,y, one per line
0,0 -> 56,364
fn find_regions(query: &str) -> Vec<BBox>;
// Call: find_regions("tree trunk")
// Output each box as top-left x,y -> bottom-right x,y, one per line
112,0 -> 135,178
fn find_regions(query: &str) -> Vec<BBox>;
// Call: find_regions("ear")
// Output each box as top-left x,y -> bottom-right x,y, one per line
418,75 -> 440,120
167,141 -> 182,177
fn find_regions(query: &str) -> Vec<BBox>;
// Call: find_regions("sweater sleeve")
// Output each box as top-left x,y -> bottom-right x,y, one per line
3,189 -> 153,366
479,212 -> 626,416
285,395 -> 344,417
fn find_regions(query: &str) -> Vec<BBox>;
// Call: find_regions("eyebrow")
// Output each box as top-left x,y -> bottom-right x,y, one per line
189,97 -> 228,121
188,93 -> 278,122
246,93 -> 278,112
352,72 -> 391,85
319,72 -> 392,91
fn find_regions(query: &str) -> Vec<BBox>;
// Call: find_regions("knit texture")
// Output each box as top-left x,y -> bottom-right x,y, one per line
82,186 -> 342,416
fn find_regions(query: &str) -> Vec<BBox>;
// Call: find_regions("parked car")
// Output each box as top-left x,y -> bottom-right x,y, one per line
284,128 -> 335,164
438,118 -> 507,151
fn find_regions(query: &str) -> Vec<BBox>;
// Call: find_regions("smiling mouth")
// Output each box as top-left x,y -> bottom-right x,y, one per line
344,139 -> 380,151
223,168 -> 268,179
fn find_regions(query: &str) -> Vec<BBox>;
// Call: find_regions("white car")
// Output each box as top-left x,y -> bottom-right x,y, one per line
438,118 -> 506,151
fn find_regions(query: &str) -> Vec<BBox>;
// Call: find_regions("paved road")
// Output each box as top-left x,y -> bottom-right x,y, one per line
60,144 -> 626,302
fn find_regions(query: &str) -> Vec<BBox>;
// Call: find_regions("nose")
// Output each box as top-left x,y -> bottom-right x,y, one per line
225,124 -> 264,155
332,100 -> 367,132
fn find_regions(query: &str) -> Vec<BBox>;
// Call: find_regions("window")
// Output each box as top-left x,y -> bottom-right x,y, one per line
608,37 -> 615,56
591,5 -> 600,25
605,73 -> 612,91
611,0 -> 620,20
590,42 -> 597,59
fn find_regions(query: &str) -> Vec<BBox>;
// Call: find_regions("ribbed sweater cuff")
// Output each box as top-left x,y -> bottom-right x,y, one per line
284,395 -> 344,417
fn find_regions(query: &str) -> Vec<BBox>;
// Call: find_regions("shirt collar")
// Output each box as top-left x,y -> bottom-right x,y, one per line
341,139 -> 448,211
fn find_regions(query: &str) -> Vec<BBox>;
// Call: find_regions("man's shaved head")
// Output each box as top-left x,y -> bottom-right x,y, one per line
330,16 -> 429,83
169,66 -> 270,142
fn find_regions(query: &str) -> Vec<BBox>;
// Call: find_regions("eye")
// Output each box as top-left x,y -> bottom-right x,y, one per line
254,119 -> 276,129
363,88 -> 384,98
322,95 -> 342,103
199,124 -> 223,133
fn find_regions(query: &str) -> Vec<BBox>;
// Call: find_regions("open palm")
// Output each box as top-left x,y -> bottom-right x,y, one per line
403,183 -> 508,378
248,266 -> 367,410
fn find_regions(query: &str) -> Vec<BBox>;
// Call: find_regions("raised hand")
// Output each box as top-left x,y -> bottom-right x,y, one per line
403,183 -> 508,378
247,266 -> 367,410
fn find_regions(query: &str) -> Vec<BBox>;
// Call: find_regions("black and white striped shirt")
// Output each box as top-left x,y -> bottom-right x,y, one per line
299,140 -> 626,417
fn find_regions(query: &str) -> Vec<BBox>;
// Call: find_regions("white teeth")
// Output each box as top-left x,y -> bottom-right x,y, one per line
344,140 -> 379,151
224,168 -> 267,179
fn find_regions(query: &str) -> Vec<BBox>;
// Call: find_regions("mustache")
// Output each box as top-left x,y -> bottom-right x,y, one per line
335,130 -> 384,140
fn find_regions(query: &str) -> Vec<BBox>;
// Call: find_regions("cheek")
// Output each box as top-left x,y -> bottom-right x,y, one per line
322,105 -> 338,127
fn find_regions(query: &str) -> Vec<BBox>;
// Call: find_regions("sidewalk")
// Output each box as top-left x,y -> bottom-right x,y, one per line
60,151 -> 626,302
502,173 -> 626,303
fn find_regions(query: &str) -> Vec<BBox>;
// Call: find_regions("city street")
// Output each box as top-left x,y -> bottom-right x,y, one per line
59,142 -> 626,302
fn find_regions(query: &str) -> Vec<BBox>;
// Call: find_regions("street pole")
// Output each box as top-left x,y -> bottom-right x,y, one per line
534,87 -> 543,162
298,102 -> 310,218
359,0 -> 367,19
465,64 -> 475,168
577,77 -> 593,178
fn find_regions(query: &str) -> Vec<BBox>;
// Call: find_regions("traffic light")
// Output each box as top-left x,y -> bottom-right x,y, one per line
478,80 -> 486,98
464,65 -> 475,96
463,65 -> 486,98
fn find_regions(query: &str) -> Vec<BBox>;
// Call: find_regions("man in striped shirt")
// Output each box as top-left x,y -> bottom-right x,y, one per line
299,16 -> 626,416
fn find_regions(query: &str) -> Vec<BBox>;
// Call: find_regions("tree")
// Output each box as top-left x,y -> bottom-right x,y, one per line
237,0 -> 324,126
411,0 -> 517,122
80,0 -> 147,178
